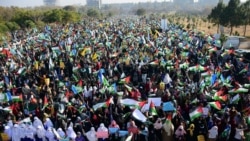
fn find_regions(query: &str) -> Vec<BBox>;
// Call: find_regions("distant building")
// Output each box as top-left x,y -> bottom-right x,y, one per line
173,0 -> 194,4
86,0 -> 102,9
43,0 -> 58,6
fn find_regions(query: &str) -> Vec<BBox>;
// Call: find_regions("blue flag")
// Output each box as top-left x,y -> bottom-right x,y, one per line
163,102 -> 175,111
211,74 -> 217,86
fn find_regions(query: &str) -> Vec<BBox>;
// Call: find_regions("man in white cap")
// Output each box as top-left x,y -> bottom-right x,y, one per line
19,123 -> 26,141
33,116 -> 44,129
12,124 -> 20,141
66,126 -> 77,140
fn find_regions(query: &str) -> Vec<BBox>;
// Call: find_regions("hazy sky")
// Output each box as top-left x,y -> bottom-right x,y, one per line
0,0 -> 247,7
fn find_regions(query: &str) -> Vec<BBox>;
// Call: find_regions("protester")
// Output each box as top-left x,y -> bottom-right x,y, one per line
0,16 -> 249,141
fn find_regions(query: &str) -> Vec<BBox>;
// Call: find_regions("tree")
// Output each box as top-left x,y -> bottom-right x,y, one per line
136,8 -> 146,16
5,22 -> 20,32
62,11 -> 81,23
63,5 -> 77,11
208,0 -> 225,33
240,0 -> 250,36
221,0 -> 241,35
87,8 -> 100,18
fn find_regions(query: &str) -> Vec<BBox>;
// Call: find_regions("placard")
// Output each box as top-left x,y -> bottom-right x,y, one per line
96,131 -> 109,138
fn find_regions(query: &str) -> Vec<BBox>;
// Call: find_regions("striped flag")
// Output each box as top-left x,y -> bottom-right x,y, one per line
149,101 -> 157,116
149,60 -> 159,65
119,76 -> 131,84
107,83 -> 117,94
93,97 -> 113,111
213,95 -> 227,102
209,101 -> 221,110
71,85 -> 83,95
98,73 -> 109,86
229,87 -> 248,94
239,65 -> 248,74
189,107 -> 203,121
17,67 -> 26,75
12,95 -> 23,102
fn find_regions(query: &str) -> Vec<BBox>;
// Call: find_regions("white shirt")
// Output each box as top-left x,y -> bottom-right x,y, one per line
234,128 -> 244,140
208,126 -> 218,139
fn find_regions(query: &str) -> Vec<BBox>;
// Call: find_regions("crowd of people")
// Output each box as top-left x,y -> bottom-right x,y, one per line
0,17 -> 249,141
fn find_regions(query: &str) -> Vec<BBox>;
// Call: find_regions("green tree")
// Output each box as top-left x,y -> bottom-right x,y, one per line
136,8 -> 146,16
240,0 -> 250,36
5,22 -> 20,32
221,0 -> 241,35
63,5 -> 77,11
87,8 -> 100,18
208,0 -> 225,33
62,11 -> 81,23
43,9 -> 64,23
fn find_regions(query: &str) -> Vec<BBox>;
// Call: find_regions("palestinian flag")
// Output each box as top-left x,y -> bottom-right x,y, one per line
12,95 -> 23,102
213,95 -> 227,102
120,99 -> 139,107
179,61 -> 189,69
209,101 -> 221,110
239,65 -> 248,74
124,84 -> 132,92
189,107 -> 203,121
229,87 -> 249,94
201,70 -> 212,77
149,60 -> 159,65
17,67 -> 26,75
244,84 -> 250,89
93,97 -> 113,111
149,101 -> 157,116
119,76 -> 131,84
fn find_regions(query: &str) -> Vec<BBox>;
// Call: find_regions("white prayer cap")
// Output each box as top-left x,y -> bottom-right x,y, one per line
93,86 -> 97,90
58,128 -> 63,131
4,126 -> 10,130
14,124 -> 18,128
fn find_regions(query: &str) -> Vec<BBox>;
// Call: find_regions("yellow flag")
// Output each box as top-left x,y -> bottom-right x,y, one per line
34,61 -> 39,70
59,61 -> 65,69
92,53 -> 98,61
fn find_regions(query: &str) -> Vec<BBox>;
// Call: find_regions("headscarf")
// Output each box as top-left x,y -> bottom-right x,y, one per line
187,124 -> 195,136
57,128 -> 65,138
26,124 -> 36,139
97,123 -> 108,132
109,120 -> 120,128
12,124 -> 20,141
7,120 -> 13,128
4,125 -> 12,138
163,120 -> 174,136
19,123 -> 26,139
66,126 -> 76,139
33,116 -> 44,128
175,124 -> 186,137
36,125 -> 46,139
86,127 -> 97,141
45,127 -> 55,141
44,118 -> 53,129
154,118 -> 163,130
